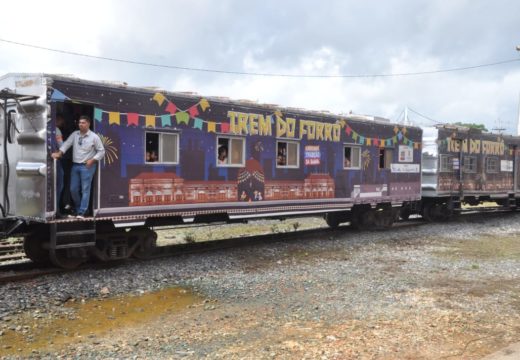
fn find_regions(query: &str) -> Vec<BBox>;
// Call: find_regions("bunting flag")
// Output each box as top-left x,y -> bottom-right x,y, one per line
220,122 -> 230,133
145,115 -> 156,128
109,112 -> 120,125
207,121 -> 216,133
373,138 -> 379,147
199,98 -> 210,111
366,138 -> 371,146
193,118 -> 203,130
152,93 -> 166,106
359,136 -> 365,145
94,108 -> 103,122
345,126 -> 352,136
176,111 -> 189,125
127,113 -> 139,126
165,102 -> 177,114
188,105 -> 199,118
160,114 -> 172,127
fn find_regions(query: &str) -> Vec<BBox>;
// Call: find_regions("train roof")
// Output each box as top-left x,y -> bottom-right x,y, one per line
1,72 -> 420,130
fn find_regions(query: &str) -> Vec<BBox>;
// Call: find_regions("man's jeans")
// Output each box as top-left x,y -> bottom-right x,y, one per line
70,163 -> 96,216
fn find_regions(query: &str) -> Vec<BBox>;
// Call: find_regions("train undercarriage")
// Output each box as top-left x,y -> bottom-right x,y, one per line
4,194 -> 518,269
21,221 -> 157,269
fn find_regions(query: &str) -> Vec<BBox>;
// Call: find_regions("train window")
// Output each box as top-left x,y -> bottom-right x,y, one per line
463,156 -> 477,173
439,155 -> 453,172
145,132 -> 179,164
379,148 -> 393,169
485,156 -> 499,173
217,136 -> 245,166
344,146 -> 361,169
277,140 -> 299,168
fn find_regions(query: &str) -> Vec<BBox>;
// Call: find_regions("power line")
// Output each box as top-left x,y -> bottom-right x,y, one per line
1,37 -> 519,79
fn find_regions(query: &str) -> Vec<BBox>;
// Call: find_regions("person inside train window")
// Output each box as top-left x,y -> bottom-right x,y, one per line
218,145 -> 228,164
217,138 -> 229,165
149,151 -> 158,162
145,133 -> 159,163
344,147 -> 352,168
277,143 -> 287,166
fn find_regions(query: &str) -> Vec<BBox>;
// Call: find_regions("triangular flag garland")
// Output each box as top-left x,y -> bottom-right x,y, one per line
94,93 -> 284,135
93,94 -> 232,133
344,122 -> 421,149
94,94 -> 421,148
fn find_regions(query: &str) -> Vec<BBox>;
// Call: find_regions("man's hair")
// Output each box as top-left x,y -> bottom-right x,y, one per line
79,115 -> 91,123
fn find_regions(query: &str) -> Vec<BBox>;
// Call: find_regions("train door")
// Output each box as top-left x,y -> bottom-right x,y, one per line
58,102 -> 99,216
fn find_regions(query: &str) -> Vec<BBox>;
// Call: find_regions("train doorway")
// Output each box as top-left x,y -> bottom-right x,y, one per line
54,101 -> 99,217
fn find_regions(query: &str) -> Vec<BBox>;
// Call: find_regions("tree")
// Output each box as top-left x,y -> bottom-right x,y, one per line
451,122 -> 488,132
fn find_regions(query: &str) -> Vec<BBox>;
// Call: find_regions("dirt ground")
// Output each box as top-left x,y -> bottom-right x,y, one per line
1,215 -> 520,359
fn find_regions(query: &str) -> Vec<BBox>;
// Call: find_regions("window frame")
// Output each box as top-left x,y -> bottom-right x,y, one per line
276,139 -> 300,169
216,135 -> 246,167
463,155 -> 477,173
439,154 -> 453,172
343,144 -> 361,169
145,131 -> 179,165
379,148 -> 393,169
485,156 -> 499,174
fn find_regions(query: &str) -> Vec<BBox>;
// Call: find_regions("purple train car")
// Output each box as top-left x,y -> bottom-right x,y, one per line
0,73 -> 422,267
417,125 -> 520,220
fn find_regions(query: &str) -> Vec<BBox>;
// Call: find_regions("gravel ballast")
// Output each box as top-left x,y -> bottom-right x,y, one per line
1,213 -> 520,359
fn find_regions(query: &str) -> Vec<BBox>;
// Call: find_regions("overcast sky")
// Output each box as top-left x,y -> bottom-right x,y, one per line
1,0 -> 519,133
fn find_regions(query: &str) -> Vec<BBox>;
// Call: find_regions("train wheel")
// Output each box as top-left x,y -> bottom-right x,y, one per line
421,203 -> 434,222
422,203 -> 452,222
399,208 -> 411,220
49,248 -> 87,269
23,232 -> 50,265
324,213 -> 341,229
374,208 -> 395,229
132,228 -> 157,259
351,208 -> 375,230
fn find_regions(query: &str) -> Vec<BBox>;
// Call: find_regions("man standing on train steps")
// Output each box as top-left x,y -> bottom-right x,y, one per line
52,115 -> 105,219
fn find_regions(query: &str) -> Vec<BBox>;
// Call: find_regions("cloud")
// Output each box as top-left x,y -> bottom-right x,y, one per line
0,0 -> 519,133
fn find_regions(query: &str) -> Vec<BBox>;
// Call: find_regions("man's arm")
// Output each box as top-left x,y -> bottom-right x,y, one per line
52,131 -> 74,159
92,135 -> 105,162
59,132 -> 75,154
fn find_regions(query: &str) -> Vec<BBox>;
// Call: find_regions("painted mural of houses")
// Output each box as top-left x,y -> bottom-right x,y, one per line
129,171 -> 335,206
129,172 -> 237,206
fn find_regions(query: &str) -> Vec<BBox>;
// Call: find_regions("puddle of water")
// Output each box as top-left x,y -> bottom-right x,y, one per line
0,287 -> 201,357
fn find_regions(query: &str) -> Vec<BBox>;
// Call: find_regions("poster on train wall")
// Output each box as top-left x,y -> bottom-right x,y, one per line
304,145 -> 321,165
390,163 -> 420,173
501,160 -> 513,172
398,145 -> 413,163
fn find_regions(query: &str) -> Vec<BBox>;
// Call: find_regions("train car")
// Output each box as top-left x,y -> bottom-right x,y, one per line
416,124 -> 520,220
0,73 -> 422,268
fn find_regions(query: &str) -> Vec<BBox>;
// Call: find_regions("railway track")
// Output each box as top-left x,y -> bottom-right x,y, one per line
0,209 -> 514,284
